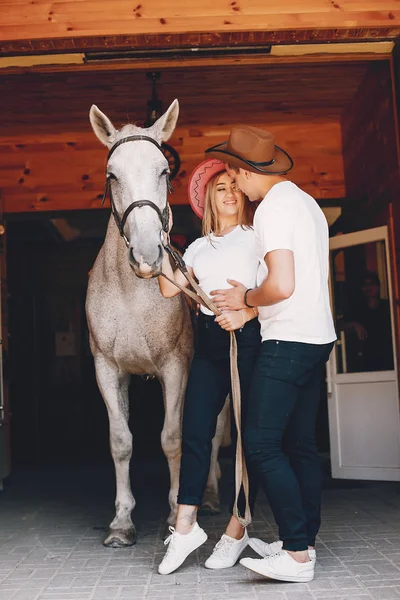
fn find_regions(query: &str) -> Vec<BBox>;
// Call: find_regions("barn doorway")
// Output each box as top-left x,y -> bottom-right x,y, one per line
1,52 -> 399,489
5,206 -> 200,470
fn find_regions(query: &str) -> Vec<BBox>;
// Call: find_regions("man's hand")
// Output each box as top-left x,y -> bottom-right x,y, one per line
351,321 -> 368,341
210,279 -> 247,310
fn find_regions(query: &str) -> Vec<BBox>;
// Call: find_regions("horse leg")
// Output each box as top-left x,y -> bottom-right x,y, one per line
94,355 -> 136,547
159,358 -> 189,526
201,395 -> 230,514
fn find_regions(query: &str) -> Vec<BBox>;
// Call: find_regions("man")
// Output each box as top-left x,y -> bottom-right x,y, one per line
340,270 -> 394,372
207,125 -> 336,583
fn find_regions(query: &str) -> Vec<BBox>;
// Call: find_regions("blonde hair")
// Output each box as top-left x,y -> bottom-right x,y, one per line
201,171 -> 254,236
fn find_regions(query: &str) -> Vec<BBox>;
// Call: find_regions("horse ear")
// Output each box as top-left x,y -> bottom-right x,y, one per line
89,105 -> 117,147
155,99 -> 179,143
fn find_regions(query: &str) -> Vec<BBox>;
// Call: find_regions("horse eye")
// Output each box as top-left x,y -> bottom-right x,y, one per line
107,172 -> 117,181
161,168 -> 170,177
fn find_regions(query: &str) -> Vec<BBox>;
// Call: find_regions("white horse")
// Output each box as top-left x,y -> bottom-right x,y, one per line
87,100 -> 228,547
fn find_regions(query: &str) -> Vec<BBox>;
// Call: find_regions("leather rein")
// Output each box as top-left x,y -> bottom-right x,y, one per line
102,134 -> 172,247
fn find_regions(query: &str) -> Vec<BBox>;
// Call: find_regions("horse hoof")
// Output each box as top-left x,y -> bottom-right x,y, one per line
103,528 -> 137,548
199,502 -> 221,516
167,510 -> 177,526
161,521 -> 175,540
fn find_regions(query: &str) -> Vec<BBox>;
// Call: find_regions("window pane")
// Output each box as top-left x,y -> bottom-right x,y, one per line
331,240 -> 394,374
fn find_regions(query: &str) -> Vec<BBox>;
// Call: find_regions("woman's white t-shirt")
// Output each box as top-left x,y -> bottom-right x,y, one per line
183,226 -> 258,316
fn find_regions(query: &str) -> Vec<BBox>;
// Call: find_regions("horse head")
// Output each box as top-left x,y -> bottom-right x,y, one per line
89,100 -> 179,278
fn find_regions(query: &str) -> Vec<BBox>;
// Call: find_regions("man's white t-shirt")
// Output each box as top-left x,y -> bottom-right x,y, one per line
254,181 -> 336,344
183,226 -> 258,316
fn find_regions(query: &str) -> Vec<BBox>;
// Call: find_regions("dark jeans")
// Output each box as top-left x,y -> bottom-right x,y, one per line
178,312 -> 261,515
244,339 -> 334,551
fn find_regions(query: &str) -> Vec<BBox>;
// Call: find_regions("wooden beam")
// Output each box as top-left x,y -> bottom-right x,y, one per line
0,50 -> 392,75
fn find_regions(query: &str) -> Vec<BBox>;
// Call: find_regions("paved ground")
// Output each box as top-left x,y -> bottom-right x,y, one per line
1,459 -> 400,600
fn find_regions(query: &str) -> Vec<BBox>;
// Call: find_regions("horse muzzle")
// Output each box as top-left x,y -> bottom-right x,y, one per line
128,246 -> 163,278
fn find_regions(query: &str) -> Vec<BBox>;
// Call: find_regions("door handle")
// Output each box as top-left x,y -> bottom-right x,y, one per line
326,363 -> 332,396
339,330 -> 348,374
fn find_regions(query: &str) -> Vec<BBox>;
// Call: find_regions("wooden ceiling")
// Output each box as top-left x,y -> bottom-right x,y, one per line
0,0 -> 399,49
0,2 -> 398,215
1,62 -> 370,132
0,60 -> 381,213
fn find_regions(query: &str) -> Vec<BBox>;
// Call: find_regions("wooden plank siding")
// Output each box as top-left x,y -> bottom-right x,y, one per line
0,1 -> 400,44
0,123 -> 345,213
0,61 -> 364,213
341,61 -> 399,219
341,60 -> 400,358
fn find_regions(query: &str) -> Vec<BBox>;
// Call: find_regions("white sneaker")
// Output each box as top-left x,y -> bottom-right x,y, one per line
249,538 -> 316,562
205,530 -> 249,569
240,550 -> 315,582
158,523 -> 208,575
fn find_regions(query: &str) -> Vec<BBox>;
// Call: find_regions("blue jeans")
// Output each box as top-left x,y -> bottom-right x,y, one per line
178,312 -> 261,514
245,339 -> 334,551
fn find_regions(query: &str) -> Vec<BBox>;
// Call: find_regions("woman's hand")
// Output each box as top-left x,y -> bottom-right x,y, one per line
215,310 -> 245,332
168,204 -> 173,232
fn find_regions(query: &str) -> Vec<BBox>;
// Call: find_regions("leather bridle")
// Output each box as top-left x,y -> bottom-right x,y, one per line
102,135 -> 173,247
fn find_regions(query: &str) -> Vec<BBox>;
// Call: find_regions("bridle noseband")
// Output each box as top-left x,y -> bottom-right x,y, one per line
102,135 -> 173,247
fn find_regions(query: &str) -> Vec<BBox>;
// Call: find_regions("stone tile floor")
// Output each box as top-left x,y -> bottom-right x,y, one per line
1,460 -> 400,599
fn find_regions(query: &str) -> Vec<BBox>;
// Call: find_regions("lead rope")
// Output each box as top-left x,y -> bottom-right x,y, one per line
161,243 -> 251,528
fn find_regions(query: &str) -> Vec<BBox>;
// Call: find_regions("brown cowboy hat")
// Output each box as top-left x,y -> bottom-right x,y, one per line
205,125 -> 293,175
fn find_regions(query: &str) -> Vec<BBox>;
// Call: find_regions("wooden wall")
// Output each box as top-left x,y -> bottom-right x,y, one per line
341,61 -> 400,226
341,60 -> 400,353
0,60 -> 372,213
0,0 -> 399,44
0,123 -> 345,213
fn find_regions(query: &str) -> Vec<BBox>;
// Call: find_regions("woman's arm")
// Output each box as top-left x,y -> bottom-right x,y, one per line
158,205 -> 195,298
158,251 -> 195,298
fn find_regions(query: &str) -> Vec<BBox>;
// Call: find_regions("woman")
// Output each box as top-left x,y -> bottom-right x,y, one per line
158,159 -> 261,575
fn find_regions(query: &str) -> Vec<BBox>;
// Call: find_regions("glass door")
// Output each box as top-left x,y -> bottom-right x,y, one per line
328,226 -> 400,480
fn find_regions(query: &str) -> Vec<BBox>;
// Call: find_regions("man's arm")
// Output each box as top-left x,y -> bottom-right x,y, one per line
247,249 -> 295,307
211,249 -> 295,310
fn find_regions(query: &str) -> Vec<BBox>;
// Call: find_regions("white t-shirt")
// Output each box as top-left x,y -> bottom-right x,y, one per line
254,181 -> 336,344
183,226 -> 258,316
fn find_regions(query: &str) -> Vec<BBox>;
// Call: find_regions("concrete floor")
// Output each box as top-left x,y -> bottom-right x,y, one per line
1,459 -> 400,600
